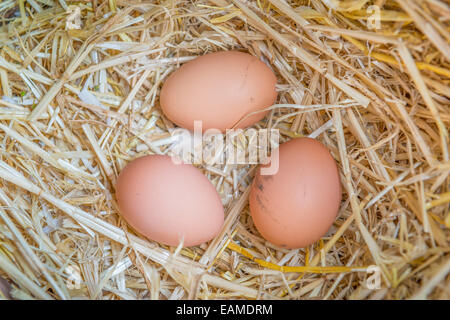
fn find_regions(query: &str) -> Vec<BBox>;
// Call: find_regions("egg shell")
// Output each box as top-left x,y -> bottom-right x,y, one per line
160,51 -> 277,132
249,137 -> 342,249
115,155 -> 224,247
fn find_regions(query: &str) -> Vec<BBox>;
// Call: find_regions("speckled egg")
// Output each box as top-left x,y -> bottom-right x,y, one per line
249,137 -> 342,249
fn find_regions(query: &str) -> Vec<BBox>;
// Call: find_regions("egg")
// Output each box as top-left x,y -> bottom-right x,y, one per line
249,137 -> 342,249
115,155 -> 224,247
160,51 -> 277,132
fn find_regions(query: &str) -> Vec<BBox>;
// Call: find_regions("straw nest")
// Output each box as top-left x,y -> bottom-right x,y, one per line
0,0 -> 448,300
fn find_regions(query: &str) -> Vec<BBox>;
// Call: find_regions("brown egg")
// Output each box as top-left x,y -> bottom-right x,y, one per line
160,51 -> 277,132
249,137 -> 342,249
116,155 -> 224,247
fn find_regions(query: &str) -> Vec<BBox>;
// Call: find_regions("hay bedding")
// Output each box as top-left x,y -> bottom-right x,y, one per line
0,0 -> 448,300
